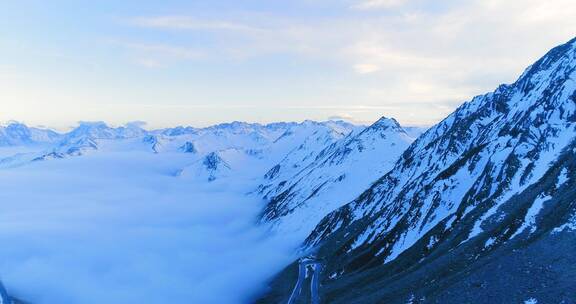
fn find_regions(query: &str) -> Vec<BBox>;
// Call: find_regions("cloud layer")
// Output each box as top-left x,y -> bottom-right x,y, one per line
0,151 -> 296,303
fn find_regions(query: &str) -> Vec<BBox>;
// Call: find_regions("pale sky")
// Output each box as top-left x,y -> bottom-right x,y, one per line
1,0 -> 575,129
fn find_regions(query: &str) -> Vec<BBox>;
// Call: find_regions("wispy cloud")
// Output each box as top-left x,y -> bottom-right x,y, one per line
352,0 -> 408,10
353,63 -> 381,74
130,16 -> 266,34
3,0 -> 576,127
113,41 -> 204,67
133,58 -> 165,68
126,0 -> 576,76
120,0 -> 576,124
13,0 -> 561,127
121,42 -> 203,59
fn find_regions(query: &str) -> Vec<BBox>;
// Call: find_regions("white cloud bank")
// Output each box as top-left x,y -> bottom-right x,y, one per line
0,151 -> 296,303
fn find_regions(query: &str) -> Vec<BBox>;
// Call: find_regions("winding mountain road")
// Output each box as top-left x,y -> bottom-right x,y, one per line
287,257 -> 322,304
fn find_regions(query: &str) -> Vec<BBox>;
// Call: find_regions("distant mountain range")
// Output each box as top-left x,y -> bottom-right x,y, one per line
0,122 -> 61,146
0,119 -> 406,180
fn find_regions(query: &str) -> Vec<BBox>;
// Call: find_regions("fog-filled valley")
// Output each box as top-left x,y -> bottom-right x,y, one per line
0,149 -> 297,303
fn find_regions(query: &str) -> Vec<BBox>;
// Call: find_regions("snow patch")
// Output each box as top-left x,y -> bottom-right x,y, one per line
511,194 -> 552,239
553,213 -> 576,233
556,167 -> 569,189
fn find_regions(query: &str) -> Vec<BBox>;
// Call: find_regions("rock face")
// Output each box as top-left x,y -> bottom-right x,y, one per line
201,152 -> 231,181
258,117 -> 414,240
179,142 -> 197,153
258,38 -> 576,304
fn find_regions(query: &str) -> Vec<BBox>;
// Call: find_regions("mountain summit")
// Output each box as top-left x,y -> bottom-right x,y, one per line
259,116 -> 414,240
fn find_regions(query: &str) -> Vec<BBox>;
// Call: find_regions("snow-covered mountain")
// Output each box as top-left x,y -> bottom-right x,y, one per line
260,120 -> 361,182
0,120 -> 360,181
258,117 -> 414,240
29,122 -> 148,159
64,121 -> 146,140
178,151 -> 232,181
0,122 -> 61,146
258,37 -> 576,304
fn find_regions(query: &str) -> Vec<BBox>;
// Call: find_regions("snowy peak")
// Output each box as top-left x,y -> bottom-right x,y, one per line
66,121 -> 146,141
2,123 -> 33,144
0,122 -> 61,146
329,116 -> 412,164
259,116 -> 413,239
367,117 -> 405,133
307,37 -> 576,249
66,122 -> 115,139
516,37 -> 576,91
161,126 -> 197,136
262,120 -> 359,184
51,122 -> 147,157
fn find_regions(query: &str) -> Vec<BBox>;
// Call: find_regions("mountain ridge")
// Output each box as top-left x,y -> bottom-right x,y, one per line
258,116 -> 415,240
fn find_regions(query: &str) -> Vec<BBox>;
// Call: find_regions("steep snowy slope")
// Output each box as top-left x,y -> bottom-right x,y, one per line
262,120 -> 360,177
175,120 -> 358,182
259,117 -> 414,240
258,37 -> 576,304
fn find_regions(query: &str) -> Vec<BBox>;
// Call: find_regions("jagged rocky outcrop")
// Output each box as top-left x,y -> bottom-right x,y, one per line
179,141 -> 197,153
258,117 -> 414,240
143,135 -> 162,153
205,152 -> 230,180
258,37 -> 576,304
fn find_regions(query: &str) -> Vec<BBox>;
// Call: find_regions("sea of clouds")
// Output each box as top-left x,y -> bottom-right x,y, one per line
0,150 -> 297,303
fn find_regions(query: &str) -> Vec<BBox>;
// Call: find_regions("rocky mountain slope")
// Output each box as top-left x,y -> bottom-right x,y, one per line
258,37 -> 576,304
